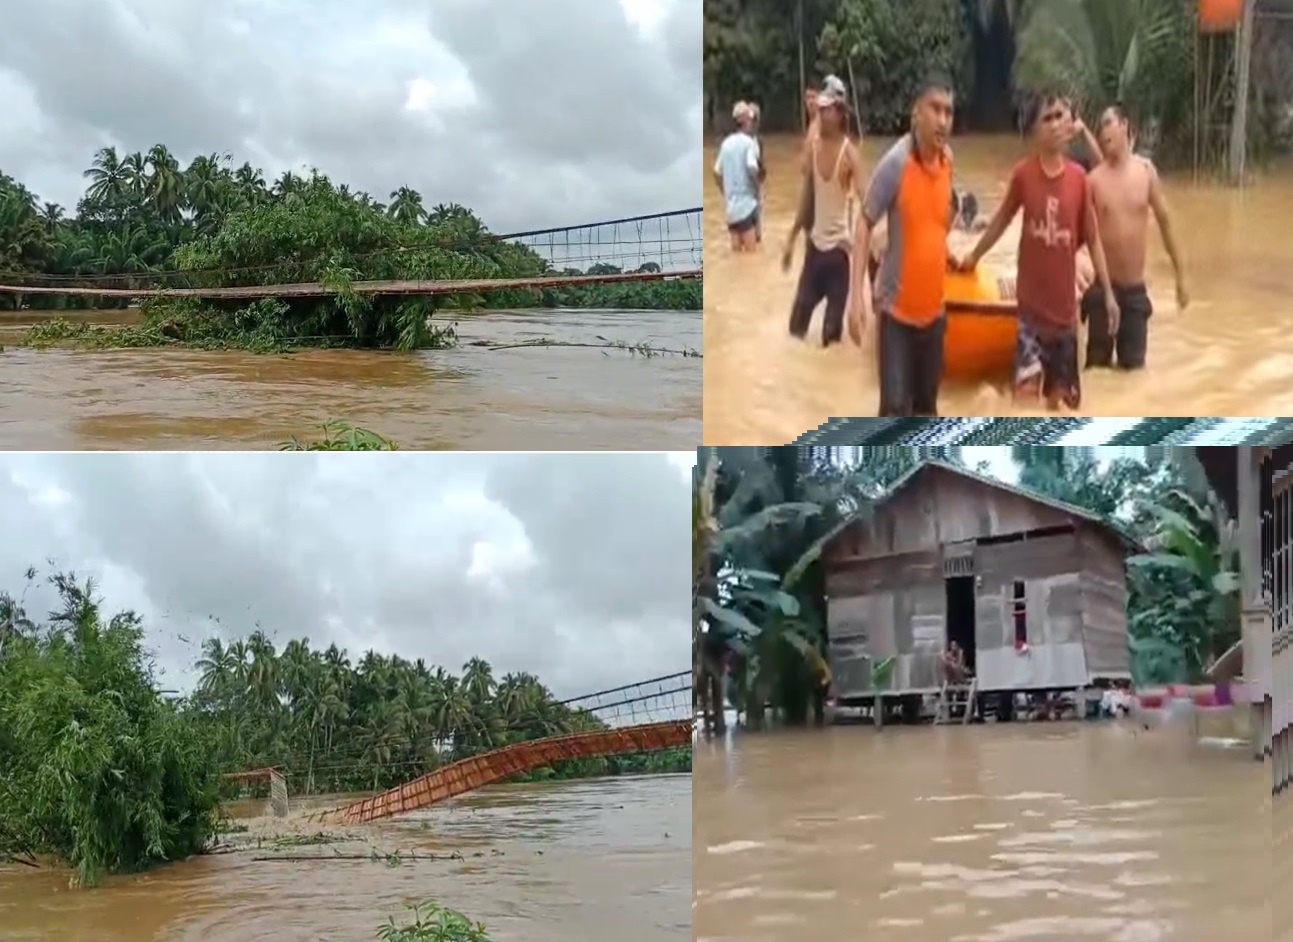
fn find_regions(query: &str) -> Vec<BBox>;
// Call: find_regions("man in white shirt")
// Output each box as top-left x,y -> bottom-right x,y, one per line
712,101 -> 762,252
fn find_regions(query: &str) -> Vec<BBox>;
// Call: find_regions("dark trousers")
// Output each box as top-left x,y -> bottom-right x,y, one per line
878,312 -> 945,416
1081,282 -> 1152,369
788,243 -> 850,346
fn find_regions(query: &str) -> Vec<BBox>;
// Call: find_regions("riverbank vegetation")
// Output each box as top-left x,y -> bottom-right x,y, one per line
694,447 -> 1241,730
1,570 -> 687,884
0,146 -> 700,351
705,0 -> 1293,170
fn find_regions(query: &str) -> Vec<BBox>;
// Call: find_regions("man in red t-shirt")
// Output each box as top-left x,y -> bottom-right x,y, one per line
955,93 -> 1118,410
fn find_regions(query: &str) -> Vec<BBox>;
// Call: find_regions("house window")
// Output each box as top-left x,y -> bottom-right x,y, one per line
1012,580 -> 1027,645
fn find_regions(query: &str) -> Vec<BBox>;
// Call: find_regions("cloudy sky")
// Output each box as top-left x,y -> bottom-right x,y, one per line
0,451 -> 692,700
0,0 -> 700,235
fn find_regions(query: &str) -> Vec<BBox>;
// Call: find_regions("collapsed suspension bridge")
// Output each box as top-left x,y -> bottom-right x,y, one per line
0,208 -> 702,300
230,672 -> 692,826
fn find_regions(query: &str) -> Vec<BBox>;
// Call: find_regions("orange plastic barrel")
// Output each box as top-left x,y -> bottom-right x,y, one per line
1199,0 -> 1243,33
942,267 -> 1017,380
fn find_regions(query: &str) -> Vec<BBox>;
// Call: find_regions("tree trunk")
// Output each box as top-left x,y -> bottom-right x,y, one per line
1228,0 -> 1256,185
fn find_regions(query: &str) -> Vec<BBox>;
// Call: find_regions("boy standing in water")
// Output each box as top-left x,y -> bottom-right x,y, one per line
782,77 -> 865,346
957,93 -> 1118,410
1073,105 -> 1189,369
712,101 -> 762,252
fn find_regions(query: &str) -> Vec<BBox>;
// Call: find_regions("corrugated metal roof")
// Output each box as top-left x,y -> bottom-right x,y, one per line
879,459 -> 1145,552
795,417 -> 1293,446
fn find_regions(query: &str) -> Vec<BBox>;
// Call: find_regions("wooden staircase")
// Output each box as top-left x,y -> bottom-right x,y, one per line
934,677 -> 978,725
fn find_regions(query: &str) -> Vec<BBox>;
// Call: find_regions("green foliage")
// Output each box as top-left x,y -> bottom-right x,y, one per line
0,146 -> 700,350
377,900 -> 493,942
703,0 -> 1285,167
695,446 -> 961,726
0,572 -> 222,885
1011,0 -> 1193,152
0,568 -> 685,886
821,0 -> 973,133
191,634 -> 687,796
279,422 -> 401,451
1008,447 -> 1240,684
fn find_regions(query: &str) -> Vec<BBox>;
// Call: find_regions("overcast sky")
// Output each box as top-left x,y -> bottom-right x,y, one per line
0,0 -> 699,235
0,451 -> 692,699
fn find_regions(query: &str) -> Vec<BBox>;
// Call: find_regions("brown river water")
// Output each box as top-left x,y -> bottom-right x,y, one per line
0,775 -> 689,942
704,134 -> 1293,441
694,724 -> 1268,942
0,308 -> 700,450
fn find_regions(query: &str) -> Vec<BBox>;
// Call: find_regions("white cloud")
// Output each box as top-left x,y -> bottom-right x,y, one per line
0,452 -> 690,697
0,0 -> 699,233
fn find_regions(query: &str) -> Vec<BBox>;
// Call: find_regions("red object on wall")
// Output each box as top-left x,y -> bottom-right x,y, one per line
1199,0 -> 1244,33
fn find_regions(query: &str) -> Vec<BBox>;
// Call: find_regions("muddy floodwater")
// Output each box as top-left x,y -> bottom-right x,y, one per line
0,775 -> 689,942
694,725 -> 1267,942
0,308 -> 699,450
704,134 -> 1293,440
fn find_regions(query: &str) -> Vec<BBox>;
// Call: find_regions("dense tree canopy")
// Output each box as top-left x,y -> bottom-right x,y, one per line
695,446 -> 1241,729
0,145 -> 700,352
705,0 -> 1293,166
1,570 -> 687,884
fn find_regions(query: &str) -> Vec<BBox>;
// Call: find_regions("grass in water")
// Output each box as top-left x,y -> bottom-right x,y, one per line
279,421 -> 400,451
377,901 -> 493,942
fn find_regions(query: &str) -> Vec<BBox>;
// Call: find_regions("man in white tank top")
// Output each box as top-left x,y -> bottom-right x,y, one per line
781,76 -> 865,346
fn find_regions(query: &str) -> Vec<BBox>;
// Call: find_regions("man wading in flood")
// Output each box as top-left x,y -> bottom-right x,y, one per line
713,101 -> 762,252
1072,105 -> 1189,369
957,93 -> 1118,411
782,76 -> 864,346
848,75 -> 957,417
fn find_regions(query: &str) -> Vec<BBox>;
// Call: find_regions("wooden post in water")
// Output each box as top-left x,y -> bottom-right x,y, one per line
1238,447 -> 1270,763
1227,0 -> 1256,184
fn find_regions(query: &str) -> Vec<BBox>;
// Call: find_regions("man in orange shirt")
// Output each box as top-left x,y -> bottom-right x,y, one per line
848,75 -> 956,416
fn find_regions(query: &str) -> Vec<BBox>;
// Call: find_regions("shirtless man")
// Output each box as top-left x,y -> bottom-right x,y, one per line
782,78 -> 865,346
957,93 -> 1118,411
1073,106 -> 1188,369
713,101 -> 762,252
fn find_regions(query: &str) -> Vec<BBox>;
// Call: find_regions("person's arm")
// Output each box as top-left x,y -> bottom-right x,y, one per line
712,152 -> 724,196
851,145 -> 903,307
786,160 -> 814,248
845,140 -> 867,204
744,138 -> 760,190
1075,118 -> 1103,169
1147,160 -> 1188,309
960,167 -> 1022,269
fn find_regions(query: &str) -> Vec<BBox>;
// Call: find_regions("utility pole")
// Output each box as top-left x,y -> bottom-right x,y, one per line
1228,0 -> 1257,185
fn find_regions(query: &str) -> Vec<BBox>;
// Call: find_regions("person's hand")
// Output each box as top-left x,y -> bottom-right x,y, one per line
780,241 -> 794,274
1176,278 -> 1190,312
1072,117 -> 1086,140
846,288 -> 866,344
1105,291 -> 1121,337
951,253 -> 976,273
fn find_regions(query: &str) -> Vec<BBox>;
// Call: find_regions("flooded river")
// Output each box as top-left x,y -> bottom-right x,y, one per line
0,308 -> 700,450
0,775 -> 689,942
694,725 -> 1267,942
704,134 -> 1293,441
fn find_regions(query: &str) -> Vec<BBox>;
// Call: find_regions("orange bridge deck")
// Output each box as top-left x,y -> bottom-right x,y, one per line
306,719 -> 691,825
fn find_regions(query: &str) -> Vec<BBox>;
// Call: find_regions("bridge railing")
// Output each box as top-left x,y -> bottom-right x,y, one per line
0,207 -> 702,294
